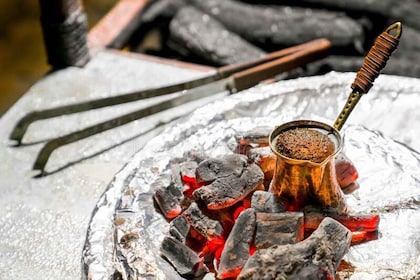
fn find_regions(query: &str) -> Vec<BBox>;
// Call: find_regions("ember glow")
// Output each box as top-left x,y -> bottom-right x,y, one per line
154,125 -> 380,279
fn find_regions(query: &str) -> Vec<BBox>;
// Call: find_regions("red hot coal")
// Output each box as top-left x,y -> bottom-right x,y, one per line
154,126 -> 379,279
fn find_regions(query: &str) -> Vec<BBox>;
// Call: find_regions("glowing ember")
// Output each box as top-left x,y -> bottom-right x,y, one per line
156,125 -> 380,279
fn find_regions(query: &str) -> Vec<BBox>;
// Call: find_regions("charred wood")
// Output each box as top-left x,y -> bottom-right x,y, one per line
194,163 -> 264,210
169,215 -> 190,242
195,154 -> 249,183
168,6 -> 265,66
160,236 -> 209,277
251,191 -> 286,213
238,217 -> 351,280
182,202 -> 224,240
153,176 -> 184,219
218,208 -> 256,279
189,0 -> 364,49
247,0 -> 420,31
254,212 -> 304,250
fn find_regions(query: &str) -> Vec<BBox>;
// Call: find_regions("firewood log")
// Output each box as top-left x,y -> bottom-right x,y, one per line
168,6 -> 265,66
190,0 -> 364,49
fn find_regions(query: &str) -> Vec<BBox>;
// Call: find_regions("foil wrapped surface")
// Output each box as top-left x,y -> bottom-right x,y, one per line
82,72 -> 420,280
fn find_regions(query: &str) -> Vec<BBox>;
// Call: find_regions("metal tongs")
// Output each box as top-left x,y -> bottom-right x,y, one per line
10,39 -> 331,174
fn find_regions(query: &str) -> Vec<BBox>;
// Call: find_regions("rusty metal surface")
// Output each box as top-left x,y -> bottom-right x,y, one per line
83,72 -> 420,279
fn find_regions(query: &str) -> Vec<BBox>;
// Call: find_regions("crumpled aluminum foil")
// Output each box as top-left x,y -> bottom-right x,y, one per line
82,72 -> 420,280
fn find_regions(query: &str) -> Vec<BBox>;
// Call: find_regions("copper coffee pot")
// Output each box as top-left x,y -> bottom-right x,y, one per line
268,23 -> 402,214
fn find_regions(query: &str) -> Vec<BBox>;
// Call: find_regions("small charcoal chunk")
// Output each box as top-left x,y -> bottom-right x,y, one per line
251,191 -> 286,213
161,236 -> 208,277
254,212 -> 304,250
182,202 -> 223,240
169,215 -> 190,242
153,179 -> 184,219
194,163 -> 264,210
196,154 -> 248,183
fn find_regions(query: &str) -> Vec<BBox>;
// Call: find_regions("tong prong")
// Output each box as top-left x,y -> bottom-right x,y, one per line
32,77 -> 232,173
10,39 -> 329,145
9,75 -> 216,144
26,39 -> 332,173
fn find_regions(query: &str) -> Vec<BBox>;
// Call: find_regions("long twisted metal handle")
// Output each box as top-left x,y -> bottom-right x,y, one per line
334,22 -> 402,131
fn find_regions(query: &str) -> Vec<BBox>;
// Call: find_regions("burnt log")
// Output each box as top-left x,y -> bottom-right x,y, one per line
194,163 -> 264,210
195,154 -> 248,183
190,0 -> 364,49
182,202 -> 224,240
254,0 -> 420,31
238,217 -> 351,280
251,191 -> 286,213
160,236 -> 209,277
168,6 -> 265,66
254,212 -> 304,250
217,208 -> 256,279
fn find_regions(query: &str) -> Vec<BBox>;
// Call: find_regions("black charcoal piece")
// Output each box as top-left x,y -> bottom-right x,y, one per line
259,0 -> 420,31
182,202 -> 223,240
168,6 -> 265,66
196,154 -> 248,183
238,217 -> 351,280
217,208 -> 256,279
161,236 -> 208,277
194,163 -> 264,210
251,191 -> 286,213
254,212 -> 304,250
190,0 -> 364,48
153,179 -> 184,219
169,215 -> 190,242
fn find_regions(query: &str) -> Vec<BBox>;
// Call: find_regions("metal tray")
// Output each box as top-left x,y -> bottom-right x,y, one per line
82,72 -> 420,280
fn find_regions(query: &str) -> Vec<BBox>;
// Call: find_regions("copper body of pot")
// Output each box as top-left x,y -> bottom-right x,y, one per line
269,120 -> 347,214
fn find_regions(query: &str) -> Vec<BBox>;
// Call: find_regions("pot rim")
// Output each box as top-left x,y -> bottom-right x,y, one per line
269,119 -> 343,165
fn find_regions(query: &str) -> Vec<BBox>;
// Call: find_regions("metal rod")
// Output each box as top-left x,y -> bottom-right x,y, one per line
10,39 -> 329,144
30,40 -> 332,173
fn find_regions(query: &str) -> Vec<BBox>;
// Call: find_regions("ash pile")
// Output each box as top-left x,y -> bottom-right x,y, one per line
129,0 -> 420,78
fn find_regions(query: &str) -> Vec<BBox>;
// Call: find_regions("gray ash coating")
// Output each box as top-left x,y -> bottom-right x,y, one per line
275,128 -> 335,163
